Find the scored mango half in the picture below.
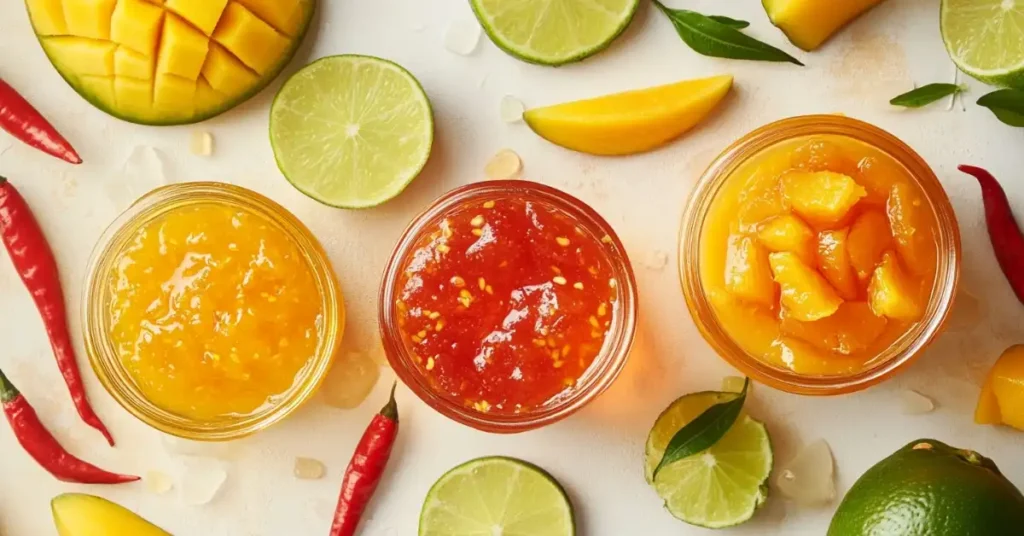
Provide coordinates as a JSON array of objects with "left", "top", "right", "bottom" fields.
[{"left": 25, "top": 0, "right": 315, "bottom": 125}]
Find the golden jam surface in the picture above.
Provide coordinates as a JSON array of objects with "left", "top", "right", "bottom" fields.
[
  {"left": 699, "top": 135, "right": 939, "bottom": 376},
  {"left": 107, "top": 203, "right": 323, "bottom": 420}
]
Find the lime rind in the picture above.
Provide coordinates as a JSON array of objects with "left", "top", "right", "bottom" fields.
[
  {"left": 269, "top": 55, "right": 434, "bottom": 209},
  {"left": 470, "top": 0, "right": 640, "bottom": 66},
  {"left": 419, "top": 456, "right": 576, "bottom": 536},
  {"left": 941, "top": 0, "right": 1024, "bottom": 87},
  {"left": 644, "top": 392, "right": 773, "bottom": 529}
]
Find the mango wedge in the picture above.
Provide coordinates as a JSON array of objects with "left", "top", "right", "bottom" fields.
[
  {"left": 53, "top": 494, "right": 171, "bottom": 536},
  {"left": 763, "top": 0, "right": 888, "bottom": 51},
  {"left": 976, "top": 345, "right": 1024, "bottom": 431},
  {"left": 524, "top": 75, "right": 733, "bottom": 156}
]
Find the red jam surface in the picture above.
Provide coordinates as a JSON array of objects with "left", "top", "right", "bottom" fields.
[{"left": 395, "top": 197, "right": 618, "bottom": 414}]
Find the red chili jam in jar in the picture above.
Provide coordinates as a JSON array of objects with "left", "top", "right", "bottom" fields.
[{"left": 380, "top": 181, "right": 637, "bottom": 432}]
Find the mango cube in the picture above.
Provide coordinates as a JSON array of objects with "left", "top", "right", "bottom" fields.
[
  {"left": 817, "top": 228, "right": 858, "bottom": 301},
  {"left": 725, "top": 234, "right": 776, "bottom": 307},
  {"left": 790, "top": 139, "right": 856, "bottom": 174},
  {"left": 237, "top": 0, "right": 304, "bottom": 36},
  {"left": 43, "top": 37, "right": 117, "bottom": 77},
  {"left": 867, "top": 251, "right": 922, "bottom": 320},
  {"left": 165, "top": 0, "right": 230, "bottom": 36},
  {"left": 781, "top": 301, "right": 886, "bottom": 355},
  {"left": 781, "top": 171, "right": 866, "bottom": 225},
  {"left": 114, "top": 77, "right": 154, "bottom": 119},
  {"left": 769, "top": 251, "right": 843, "bottom": 321},
  {"left": 757, "top": 214, "right": 816, "bottom": 264},
  {"left": 157, "top": 15, "right": 211, "bottom": 80},
  {"left": 847, "top": 210, "right": 892, "bottom": 280},
  {"left": 78, "top": 75, "right": 116, "bottom": 107},
  {"left": 767, "top": 337, "right": 869, "bottom": 376},
  {"left": 201, "top": 43, "right": 259, "bottom": 99},
  {"left": 855, "top": 156, "right": 900, "bottom": 207},
  {"left": 26, "top": 0, "right": 67, "bottom": 35},
  {"left": 154, "top": 74, "right": 196, "bottom": 118},
  {"left": 213, "top": 2, "right": 291, "bottom": 75},
  {"left": 114, "top": 47, "right": 155, "bottom": 80},
  {"left": 111, "top": 0, "right": 165, "bottom": 55},
  {"left": 63, "top": 0, "right": 118, "bottom": 40},
  {"left": 976, "top": 345, "right": 1024, "bottom": 431},
  {"left": 888, "top": 182, "right": 937, "bottom": 275}
]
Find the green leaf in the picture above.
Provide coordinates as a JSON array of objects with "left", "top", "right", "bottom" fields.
[
  {"left": 708, "top": 15, "right": 750, "bottom": 29},
  {"left": 978, "top": 89, "right": 1024, "bottom": 127},
  {"left": 890, "top": 83, "right": 964, "bottom": 108},
  {"left": 651, "top": 1, "right": 803, "bottom": 66},
  {"left": 653, "top": 378, "right": 750, "bottom": 479}
]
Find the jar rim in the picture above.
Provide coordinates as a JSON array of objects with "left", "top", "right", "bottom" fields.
[
  {"left": 82, "top": 182, "right": 343, "bottom": 441},
  {"left": 378, "top": 180, "right": 638, "bottom": 432},
  {"left": 679, "top": 115, "right": 961, "bottom": 395}
]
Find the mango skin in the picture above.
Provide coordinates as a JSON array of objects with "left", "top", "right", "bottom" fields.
[
  {"left": 763, "top": 0, "right": 888, "bottom": 51},
  {"left": 53, "top": 494, "right": 171, "bottom": 536}
]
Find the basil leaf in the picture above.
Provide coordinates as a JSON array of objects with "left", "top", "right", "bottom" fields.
[
  {"left": 890, "top": 83, "right": 963, "bottom": 108},
  {"left": 708, "top": 15, "right": 750, "bottom": 29},
  {"left": 653, "top": 378, "right": 750, "bottom": 479},
  {"left": 978, "top": 89, "right": 1024, "bottom": 127},
  {"left": 651, "top": 2, "right": 803, "bottom": 66}
]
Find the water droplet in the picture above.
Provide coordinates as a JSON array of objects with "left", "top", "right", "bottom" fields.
[
  {"left": 500, "top": 96, "right": 526, "bottom": 124},
  {"left": 294, "top": 457, "right": 326, "bottom": 480},
  {"left": 323, "top": 352, "right": 381, "bottom": 409},
  {"left": 899, "top": 389, "right": 935, "bottom": 415},
  {"left": 178, "top": 457, "right": 228, "bottom": 506},
  {"left": 190, "top": 131, "right": 214, "bottom": 156},
  {"left": 776, "top": 439, "right": 835, "bottom": 507},
  {"left": 444, "top": 20, "right": 481, "bottom": 56},
  {"left": 484, "top": 149, "right": 523, "bottom": 180},
  {"left": 144, "top": 470, "right": 174, "bottom": 495}
]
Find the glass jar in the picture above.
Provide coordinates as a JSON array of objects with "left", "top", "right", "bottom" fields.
[
  {"left": 379, "top": 180, "right": 638, "bottom": 433},
  {"left": 679, "top": 115, "right": 961, "bottom": 395},
  {"left": 83, "top": 182, "right": 344, "bottom": 440}
]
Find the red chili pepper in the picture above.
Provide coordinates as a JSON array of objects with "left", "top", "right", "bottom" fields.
[
  {"left": 330, "top": 385, "right": 399, "bottom": 536},
  {"left": 0, "top": 78, "right": 81, "bottom": 164},
  {"left": 0, "top": 367, "right": 137, "bottom": 484},
  {"left": 960, "top": 165, "right": 1024, "bottom": 305},
  {"left": 0, "top": 177, "right": 114, "bottom": 445}
]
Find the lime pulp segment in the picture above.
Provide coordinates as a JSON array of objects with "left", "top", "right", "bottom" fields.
[
  {"left": 941, "top": 0, "right": 1024, "bottom": 86},
  {"left": 270, "top": 55, "right": 434, "bottom": 208},
  {"left": 419, "top": 457, "right": 575, "bottom": 536},
  {"left": 471, "top": 0, "right": 640, "bottom": 66},
  {"left": 645, "top": 392, "right": 773, "bottom": 529}
]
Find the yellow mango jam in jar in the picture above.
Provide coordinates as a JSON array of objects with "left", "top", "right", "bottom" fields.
[
  {"left": 85, "top": 183, "right": 342, "bottom": 439},
  {"left": 681, "top": 116, "right": 960, "bottom": 395}
]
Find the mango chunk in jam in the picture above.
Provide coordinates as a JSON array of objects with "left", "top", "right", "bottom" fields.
[
  {"left": 700, "top": 136, "right": 939, "bottom": 376},
  {"left": 107, "top": 204, "right": 324, "bottom": 420}
]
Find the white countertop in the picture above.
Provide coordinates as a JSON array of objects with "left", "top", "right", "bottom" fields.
[{"left": 1, "top": 0, "right": 1023, "bottom": 534}]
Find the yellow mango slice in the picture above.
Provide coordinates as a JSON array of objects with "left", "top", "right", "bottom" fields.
[
  {"left": 725, "top": 234, "right": 776, "bottom": 307},
  {"left": 157, "top": 15, "right": 211, "bottom": 80},
  {"left": 213, "top": 2, "right": 291, "bottom": 75},
  {"left": 975, "top": 345, "right": 1024, "bottom": 431},
  {"left": 43, "top": 37, "right": 117, "bottom": 77},
  {"left": 237, "top": 0, "right": 305, "bottom": 36},
  {"left": 201, "top": 43, "right": 259, "bottom": 98},
  {"left": 888, "top": 181, "right": 937, "bottom": 276},
  {"left": 523, "top": 75, "right": 734, "bottom": 156},
  {"left": 763, "top": 0, "right": 887, "bottom": 51},
  {"left": 165, "top": 0, "right": 230, "bottom": 36},
  {"left": 25, "top": 0, "right": 68, "bottom": 35},
  {"left": 111, "top": 0, "right": 165, "bottom": 55},
  {"left": 757, "top": 213, "right": 816, "bottom": 264},
  {"left": 867, "top": 251, "right": 922, "bottom": 321},
  {"left": 53, "top": 493, "right": 171, "bottom": 536},
  {"left": 817, "top": 228, "right": 858, "bottom": 301},
  {"left": 154, "top": 74, "right": 196, "bottom": 118},
  {"left": 780, "top": 302, "right": 886, "bottom": 356},
  {"left": 769, "top": 251, "right": 843, "bottom": 322},
  {"left": 63, "top": 0, "right": 119, "bottom": 40},
  {"left": 114, "top": 47, "right": 155, "bottom": 80},
  {"left": 781, "top": 171, "right": 866, "bottom": 225},
  {"left": 847, "top": 210, "right": 892, "bottom": 280}
]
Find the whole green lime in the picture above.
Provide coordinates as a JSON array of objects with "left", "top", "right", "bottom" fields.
[{"left": 829, "top": 439, "right": 1024, "bottom": 536}]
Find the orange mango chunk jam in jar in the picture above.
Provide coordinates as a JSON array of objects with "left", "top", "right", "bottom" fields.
[
  {"left": 690, "top": 117, "right": 960, "bottom": 388},
  {"left": 381, "top": 181, "right": 637, "bottom": 432}
]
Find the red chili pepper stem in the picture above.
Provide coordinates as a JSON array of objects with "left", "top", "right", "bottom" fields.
[
  {"left": 380, "top": 383, "right": 398, "bottom": 422},
  {"left": 0, "top": 367, "right": 138, "bottom": 485},
  {"left": 959, "top": 165, "right": 1024, "bottom": 305}
]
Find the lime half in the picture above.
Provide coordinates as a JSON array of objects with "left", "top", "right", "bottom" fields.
[
  {"left": 644, "top": 392, "right": 772, "bottom": 529},
  {"left": 270, "top": 55, "right": 434, "bottom": 208},
  {"left": 941, "top": 0, "right": 1024, "bottom": 87},
  {"left": 470, "top": 0, "right": 639, "bottom": 66},
  {"left": 419, "top": 457, "right": 575, "bottom": 536}
]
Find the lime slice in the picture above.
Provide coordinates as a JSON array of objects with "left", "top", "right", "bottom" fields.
[
  {"left": 470, "top": 0, "right": 639, "bottom": 66},
  {"left": 644, "top": 392, "right": 772, "bottom": 529},
  {"left": 419, "top": 457, "right": 575, "bottom": 536},
  {"left": 941, "top": 0, "right": 1024, "bottom": 87},
  {"left": 269, "top": 55, "right": 434, "bottom": 209}
]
